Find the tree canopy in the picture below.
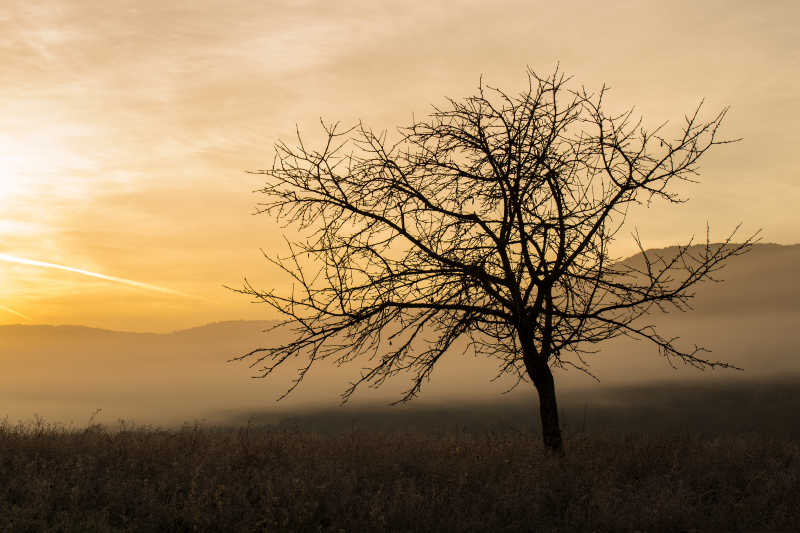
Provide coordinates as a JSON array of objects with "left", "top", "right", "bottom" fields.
[{"left": 234, "top": 68, "right": 755, "bottom": 451}]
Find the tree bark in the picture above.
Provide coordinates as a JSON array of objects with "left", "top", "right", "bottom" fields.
[{"left": 525, "top": 357, "right": 564, "bottom": 453}]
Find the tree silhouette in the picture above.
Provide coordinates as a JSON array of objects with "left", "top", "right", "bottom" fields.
[{"left": 234, "top": 68, "right": 755, "bottom": 452}]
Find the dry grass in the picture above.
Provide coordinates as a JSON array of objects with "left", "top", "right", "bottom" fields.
[{"left": 0, "top": 416, "right": 798, "bottom": 532}]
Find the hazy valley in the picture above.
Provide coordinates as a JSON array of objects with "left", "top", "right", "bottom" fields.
[{"left": 1, "top": 243, "right": 798, "bottom": 430}]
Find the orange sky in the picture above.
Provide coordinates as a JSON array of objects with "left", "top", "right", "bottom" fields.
[{"left": 1, "top": 0, "right": 798, "bottom": 332}]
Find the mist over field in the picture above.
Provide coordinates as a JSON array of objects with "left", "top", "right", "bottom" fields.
[{"left": 2, "top": 243, "right": 798, "bottom": 430}]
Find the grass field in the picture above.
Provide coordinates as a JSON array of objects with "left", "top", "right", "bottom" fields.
[{"left": 1, "top": 409, "right": 798, "bottom": 532}]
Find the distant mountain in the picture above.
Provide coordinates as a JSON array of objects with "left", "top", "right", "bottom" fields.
[
  {"left": 619, "top": 242, "right": 800, "bottom": 315},
  {"left": 1, "top": 243, "right": 798, "bottom": 427}
]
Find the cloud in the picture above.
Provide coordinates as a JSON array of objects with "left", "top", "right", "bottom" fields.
[
  {"left": 0, "top": 253, "right": 199, "bottom": 299},
  {"left": 0, "top": 304, "right": 31, "bottom": 321}
]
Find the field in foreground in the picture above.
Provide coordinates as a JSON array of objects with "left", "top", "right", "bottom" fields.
[{"left": 1, "top": 419, "right": 798, "bottom": 533}]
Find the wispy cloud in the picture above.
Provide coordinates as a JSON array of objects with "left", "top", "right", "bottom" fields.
[
  {"left": 0, "top": 253, "right": 199, "bottom": 299},
  {"left": 0, "top": 304, "right": 31, "bottom": 321}
]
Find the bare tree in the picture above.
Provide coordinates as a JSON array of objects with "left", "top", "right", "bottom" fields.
[{"left": 233, "top": 68, "right": 756, "bottom": 452}]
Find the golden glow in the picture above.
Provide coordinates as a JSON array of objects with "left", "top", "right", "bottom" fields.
[
  {"left": 0, "top": 253, "right": 197, "bottom": 299},
  {"left": 0, "top": 0, "right": 794, "bottom": 332}
]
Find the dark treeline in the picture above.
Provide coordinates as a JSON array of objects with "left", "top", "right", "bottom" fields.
[{"left": 231, "top": 376, "right": 800, "bottom": 438}]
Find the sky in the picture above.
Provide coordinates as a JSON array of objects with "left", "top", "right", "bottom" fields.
[{"left": 1, "top": 0, "right": 798, "bottom": 332}]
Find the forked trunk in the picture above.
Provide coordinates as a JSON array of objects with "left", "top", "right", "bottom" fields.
[{"left": 525, "top": 357, "right": 564, "bottom": 453}]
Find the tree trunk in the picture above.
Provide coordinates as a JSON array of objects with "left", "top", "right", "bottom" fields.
[{"left": 526, "top": 358, "right": 564, "bottom": 453}]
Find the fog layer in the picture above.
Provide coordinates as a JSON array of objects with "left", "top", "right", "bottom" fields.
[{"left": 1, "top": 243, "right": 797, "bottom": 426}]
